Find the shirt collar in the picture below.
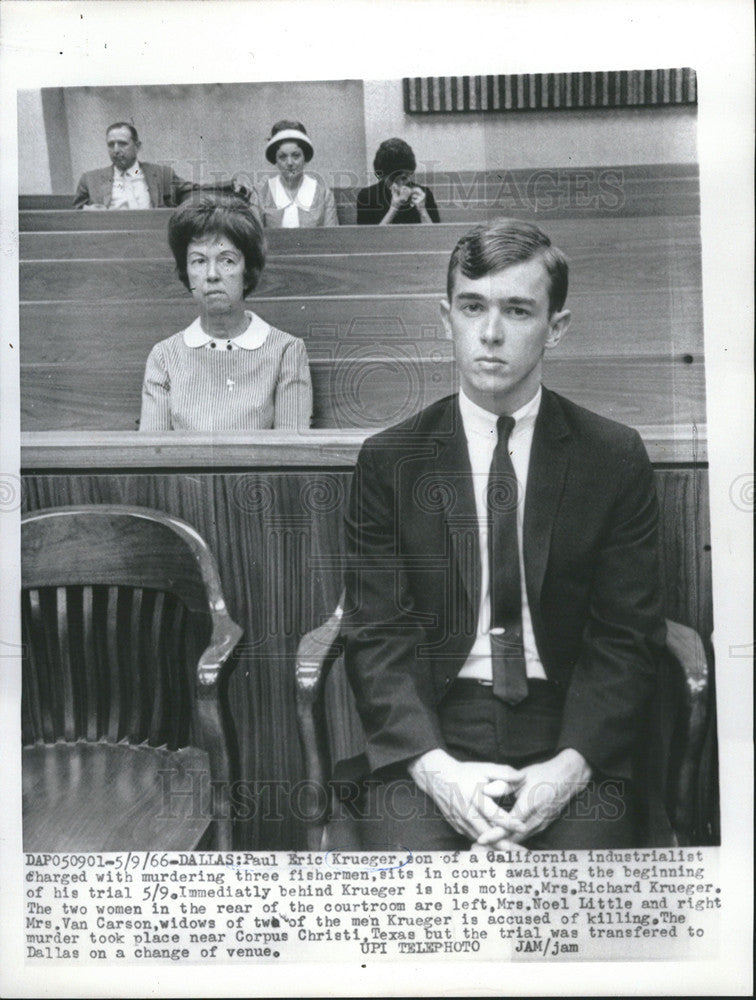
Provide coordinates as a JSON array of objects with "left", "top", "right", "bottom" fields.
[
  {"left": 182, "top": 311, "right": 271, "bottom": 350},
  {"left": 114, "top": 159, "right": 143, "bottom": 179},
  {"left": 458, "top": 384, "right": 542, "bottom": 440}
]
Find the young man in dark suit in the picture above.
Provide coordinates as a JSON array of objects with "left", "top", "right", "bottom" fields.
[
  {"left": 73, "top": 122, "right": 195, "bottom": 210},
  {"left": 342, "top": 219, "right": 666, "bottom": 850}
]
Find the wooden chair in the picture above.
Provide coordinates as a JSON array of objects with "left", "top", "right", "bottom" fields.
[
  {"left": 22, "top": 505, "right": 243, "bottom": 852},
  {"left": 295, "top": 595, "right": 711, "bottom": 850}
]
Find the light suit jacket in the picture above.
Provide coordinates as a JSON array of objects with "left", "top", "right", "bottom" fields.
[{"left": 73, "top": 162, "right": 194, "bottom": 209}]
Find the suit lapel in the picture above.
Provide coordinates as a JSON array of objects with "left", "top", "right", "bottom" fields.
[
  {"left": 430, "top": 397, "right": 480, "bottom": 611},
  {"left": 524, "top": 388, "right": 572, "bottom": 607},
  {"left": 142, "top": 163, "right": 160, "bottom": 208},
  {"left": 99, "top": 167, "right": 113, "bottom": 208}
]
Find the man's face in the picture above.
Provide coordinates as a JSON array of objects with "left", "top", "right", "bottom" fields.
[
  {"left": 106, "top": 126, "right": 140, "bottom": 171},
  {"left": 441, "top": 257, "right": 570, "bottom": 414}
]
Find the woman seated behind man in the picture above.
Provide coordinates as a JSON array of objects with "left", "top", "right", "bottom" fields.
[
  {"left": 140, "top": 195, "right": 313, "bottom": 430},
  {"left": 252, "top": 120, "right": 338, "bottom": 228},
  {"left": 357, "top": 138, "right": 440, "bottom": 225}
]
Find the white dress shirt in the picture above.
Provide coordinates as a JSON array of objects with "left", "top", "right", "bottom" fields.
[
  {"left": 110, "top": 160, "right": 151, "bottom": 209},
  {"left": 457, "top": 384, "right": 547, "bottom": 682}
]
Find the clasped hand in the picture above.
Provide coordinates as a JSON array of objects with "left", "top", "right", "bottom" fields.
[
  {"left": 409, "top": 747, "right": 591, "bottom": 848},
  {"left": 390, "top": 181, "right": 425, "bottom": 210}
]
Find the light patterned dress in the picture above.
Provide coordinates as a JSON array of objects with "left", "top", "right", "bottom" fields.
[{"left": 139, "top": 312, "right": 313, "bottom": 430}]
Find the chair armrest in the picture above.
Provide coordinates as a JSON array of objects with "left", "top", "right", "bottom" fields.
[
  {"left": 295, "top": 597, "right": 345, "bottom": 846},
  {"left": 296, "top": 603, "right": 345, "bottom": 706},
  {"left": 664, "top": 619, "right": 710, "bottom": 841},
  {"left": 197, "top": 618, "right": 244, "bottom": 687},
  {"left": 665, "top": 618, "right": 708, "bottom": 692},
  {"left": 194, "top": 614, "right": 244, "bottom": 851}
]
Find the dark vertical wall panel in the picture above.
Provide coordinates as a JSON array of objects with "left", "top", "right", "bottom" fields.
[{"left": 404, "top": 69, "right": 697, "bottom": 113}]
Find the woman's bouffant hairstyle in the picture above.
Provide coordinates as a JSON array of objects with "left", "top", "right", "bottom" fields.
[
  {"left": 168, "top": 195, "right": 266, "bottom": 297},
  {"left": 373, "top": 138, "right": 417, "bottom": 180},
  {"left": 447, "top": 219, "right": 569, "bottom": 315}
]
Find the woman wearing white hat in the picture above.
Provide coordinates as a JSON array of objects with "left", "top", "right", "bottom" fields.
[{"left": 253, "top": 120, "right": 338, "bottom": 228}]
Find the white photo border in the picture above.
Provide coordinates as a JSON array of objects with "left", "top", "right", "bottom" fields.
[{"left": 1, "top": 1, "right": 752, "bottom": 996}]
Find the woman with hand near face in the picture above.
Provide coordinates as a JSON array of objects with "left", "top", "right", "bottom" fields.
[
  {"left": 139, "top": 195, "right": 312, "bottom": 430},
  {"left": 357, "top": 138, "right": 441, "bottom": 226},
  {"left": 252, "top": 120, "right": 338, "bottom": 228}
]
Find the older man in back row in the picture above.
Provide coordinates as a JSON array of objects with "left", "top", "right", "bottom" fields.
[
  {"left": 342, "top": 218, "right": 667, "bottom": 851},
  {"left": 73, "top": 122, "right": 196, "bottom": 210}
]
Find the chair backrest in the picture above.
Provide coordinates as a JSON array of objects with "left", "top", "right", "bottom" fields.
[{"left": 22, "top": 505, "right": 242, "bottom": 754}]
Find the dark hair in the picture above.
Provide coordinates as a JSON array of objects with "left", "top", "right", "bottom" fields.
[
  {"left": 106, "top": 121, "right": 139, "bottom": 142},
  {"left": 168, "top": 195, "right": 266, "bottom": 296},
  {"left": 446, "top": 219, "right": 569, "bottom": 315},
  {"left": 373, "top": 138, "right": 416, "bottom": 181},
  {"left": 266, "top": 119, "right": 313, "bottom": 163}
]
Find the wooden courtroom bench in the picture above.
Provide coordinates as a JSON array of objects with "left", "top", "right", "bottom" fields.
[
  {"left": 20, "top": 354, "right": 704, "bottom": 434},
  {"left": 21, "top": 220, "right": 487, "bottom": 259},
  {"left": 19, "top": 215, "right": 702, "bottom": 301},
  {"left": 19, "top": 162, "right": 700, "bottom": 226},
  {"left": 19, "top": 211, "right": 704, "bottom": 433},
  {"left": 20, "top": 430, "right": 716, "bottom": 849}
]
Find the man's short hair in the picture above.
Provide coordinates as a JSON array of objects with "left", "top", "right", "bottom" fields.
[
  {"left": 106, "top": 122, "right": 139, "bottom": 142},
  {"left": 447, "top": 219, "right": 569, "bottom": 315},
  {"left": 373, "top": 138, "right": 417, "bottom": 180},
  {"left": 168, "top": 195, "right": 266, "bottom": 296}
]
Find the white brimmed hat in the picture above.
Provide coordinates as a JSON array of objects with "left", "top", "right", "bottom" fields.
[{"left": 265, "top": 127, "right": 314, "bottom": 163}]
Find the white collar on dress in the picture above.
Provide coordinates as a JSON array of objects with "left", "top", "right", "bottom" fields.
[
  {"left": 182, "top": 311, "right": 271, "bottom": 351},
  {"left": 268, "top": 173, "right": 317, "bottom": 211}
]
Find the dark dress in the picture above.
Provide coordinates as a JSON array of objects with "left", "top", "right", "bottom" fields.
[{"left": 356, "top": 180, "right": 441, "bottom": 225}]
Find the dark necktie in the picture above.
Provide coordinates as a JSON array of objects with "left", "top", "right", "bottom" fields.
[{"left": 488, "top": 414, "right": 528, "bottom": 704}]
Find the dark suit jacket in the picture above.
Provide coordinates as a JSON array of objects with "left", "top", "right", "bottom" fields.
[
  {"left": 342, "top": 388, "right": 666, "bottom": 782},
  {"left": 73, "top": 162, "right": 195, "bottom": 209}
]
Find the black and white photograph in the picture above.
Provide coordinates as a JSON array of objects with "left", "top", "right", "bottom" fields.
[{"left": 1, "top": 1, "right": 752, "bottom": 996}]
